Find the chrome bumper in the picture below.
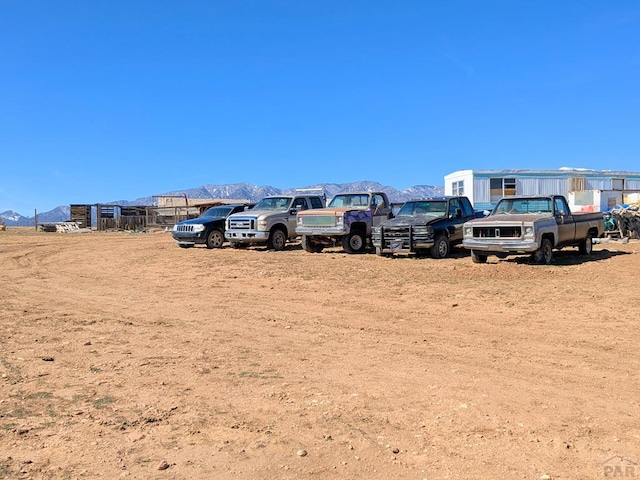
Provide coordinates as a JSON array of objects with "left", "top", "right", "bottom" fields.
[
  {"left": 462, "top": 239, "right": 539, "bottom": 253},
  {"left": 225, "top": 230, "right": 270, "bottom": 242},
  {"left": 295, "top": 227, "right": 347, "bottom": 236}
]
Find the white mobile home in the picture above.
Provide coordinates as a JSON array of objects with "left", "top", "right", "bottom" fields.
[{"left": 444, "top": 168, "right": 640, "bottom": 213}]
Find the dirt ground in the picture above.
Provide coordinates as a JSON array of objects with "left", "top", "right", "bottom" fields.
[{"left": 1, "top": 227, "right": 639, "bottom": 480}]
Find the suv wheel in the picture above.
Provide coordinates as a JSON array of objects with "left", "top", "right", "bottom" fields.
[{"left": 206, "top": 229, "right": 224, "bottom": 249}]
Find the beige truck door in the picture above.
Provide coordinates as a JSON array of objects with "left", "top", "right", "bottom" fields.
[
  {"left": 554, "top": 196, "right": 576, "bottom": 246},
  {"left": 289, "top": 197, "right": 309, "bottom": 236}
]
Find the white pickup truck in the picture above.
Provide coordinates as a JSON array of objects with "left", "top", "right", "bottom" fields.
[
  {"left": 462, "top": 195, "right": 604, "bottom": 264},
  {"left": 225, "top": 191, "right": 326, "bottom": 251}
]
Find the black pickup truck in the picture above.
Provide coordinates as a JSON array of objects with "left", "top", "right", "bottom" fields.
[{"left": 371, "top": 196, "right": 482, "bottom": 258}]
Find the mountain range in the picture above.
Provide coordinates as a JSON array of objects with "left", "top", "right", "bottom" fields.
[
  {"left": 0, "top": 181, "right": 444, "bottom": 226},
  {"left": 0, "top": 206, "right": 73, "bottom": 227}
]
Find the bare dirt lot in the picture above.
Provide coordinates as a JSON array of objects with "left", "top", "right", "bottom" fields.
[{"left": 1, "top": 228, "right": 639, "bottom": 479}]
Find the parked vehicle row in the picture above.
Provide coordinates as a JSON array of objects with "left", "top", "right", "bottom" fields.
[{"left": 172, "top": 193, "right": 605, "bottom": 264}]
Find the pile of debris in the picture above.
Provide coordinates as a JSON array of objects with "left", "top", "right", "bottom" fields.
[
  {"left": 38, "top": 222, "right": 91, "bottom": 233},
  {"left": 607, "top": 204, "right": 640, "bottom": 239}
]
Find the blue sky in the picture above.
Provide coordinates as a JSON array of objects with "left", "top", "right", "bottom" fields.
[{"left": 1, "top": 1, "right": 639, "bottom": 214}]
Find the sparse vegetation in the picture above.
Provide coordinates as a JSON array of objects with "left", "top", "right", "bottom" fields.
[{"left": 93, "top": 396, "right": 116, "bottom": 409}]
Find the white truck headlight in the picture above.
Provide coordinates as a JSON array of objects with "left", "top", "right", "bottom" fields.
[
  {"left": 192, "top": 224, "right": 205, "bottom": 233},
  {"left": 464, "top": 227, "right": 472, "bottom": 236},
  {"left": 258, "top": 220, "right": 268, "bottom": 228}
]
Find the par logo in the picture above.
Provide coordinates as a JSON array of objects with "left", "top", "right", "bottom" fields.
[{"left": 602, "top": 455, "right": 637, "bottom": 478}]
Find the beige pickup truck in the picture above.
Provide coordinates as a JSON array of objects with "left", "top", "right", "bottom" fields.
[
  {"left": 462, "top": 195, "right": 604, "bottom": 264},
  {"left": 296, "top": 191, "right": 393, "bottom": 254}
]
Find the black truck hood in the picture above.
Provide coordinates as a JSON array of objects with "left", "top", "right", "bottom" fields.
[
  {"left": 177, "top": 216, "right": 226, "bottom": 226},
  {"left": 381, "top": 215, "right": 441, "bottom": 228}
]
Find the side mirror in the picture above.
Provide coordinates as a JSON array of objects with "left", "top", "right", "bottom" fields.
[
  {"left": 290, "top": 208, "right": 298, "bottom": 215},
  {"left": 455, "top": 208, "right": 462, "bottom": 218}
]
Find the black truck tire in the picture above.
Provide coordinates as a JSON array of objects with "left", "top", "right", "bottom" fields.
[
  {"left": 430, "top": 234, "right": 449, "bottom": 259},
  {"left": 375, "top": 246, "right": 392, "bottom": 257}
]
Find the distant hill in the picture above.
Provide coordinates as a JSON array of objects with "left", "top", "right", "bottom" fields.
[
  {"left": 1, "top": 206, "right": 72, "bottom": 227},
  {"left": 0, "top": 211, "right": 30, "bottom": 226},
  {"left": 4, "top": 181, "right": 444, "bottom": 226}
]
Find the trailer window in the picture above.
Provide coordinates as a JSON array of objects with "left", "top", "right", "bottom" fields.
[{"left": 490, "top": 178, "right": 517, "bottom": 202}]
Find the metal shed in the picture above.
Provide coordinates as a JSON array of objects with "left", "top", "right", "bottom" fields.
[{"left": 444, "top": 168, "right": 640, "bottom": 212}]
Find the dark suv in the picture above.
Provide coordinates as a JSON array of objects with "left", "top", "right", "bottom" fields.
[{"left": 172, "top": 204, "right": 250, "bottom": 248}]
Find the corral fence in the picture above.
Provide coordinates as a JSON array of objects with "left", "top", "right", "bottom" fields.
[
  {"left": 69, "top": 204, "right": 202, "bottom": 231},
  {"left": 68, "top": 197, "right": 250, "bottom": 232}
]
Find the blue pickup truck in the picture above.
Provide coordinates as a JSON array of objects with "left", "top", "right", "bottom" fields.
[{"left": 371, "top": 196, "right": 482, "bottom": 258}]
